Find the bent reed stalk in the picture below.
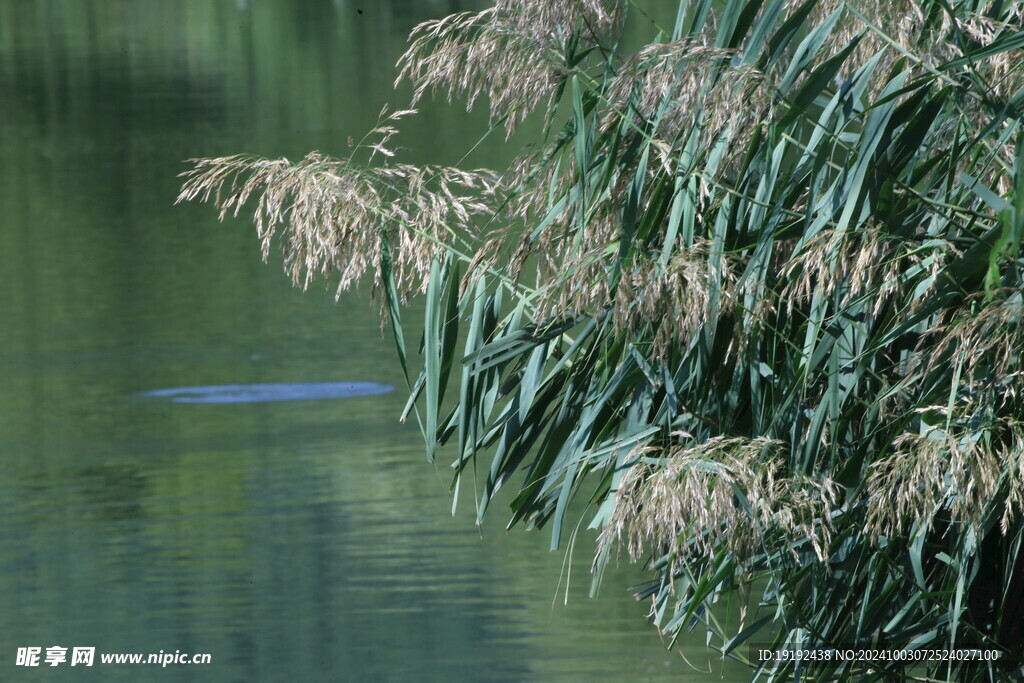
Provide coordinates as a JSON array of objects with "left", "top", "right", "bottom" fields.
[{"left": 180, "top": 1, "right": 1024, "bottom": 680}]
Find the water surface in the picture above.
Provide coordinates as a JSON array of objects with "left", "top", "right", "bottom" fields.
[{"left": 0, "top": 2, "right": 748, "bottom": 681}]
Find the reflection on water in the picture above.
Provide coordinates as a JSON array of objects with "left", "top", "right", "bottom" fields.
[
  {"left": 0, "top": 1, "right": 747, "bottom": 681},
  {"left": 140, "top": 382, "right": 394, "bottom": 403}
]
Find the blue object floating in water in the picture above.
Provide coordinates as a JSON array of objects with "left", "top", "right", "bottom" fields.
[{"left": 140, "top": 382, "right": 394, "bottom": 404}]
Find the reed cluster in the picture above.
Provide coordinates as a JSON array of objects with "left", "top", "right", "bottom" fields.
[{"left": 181, "top": 1, "right": 1024, "bottom": 679}]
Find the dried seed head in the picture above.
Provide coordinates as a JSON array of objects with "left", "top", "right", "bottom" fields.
[
  {"left": 177, "top": 149, "right": 500, "bottom": 308},
  {"left": 603, "top": 40, "right": 768, "bottom": 174},
  {"left": 867, "top": 421, "right": 1024, "bottom": 541},
  {"left": 923, "top": 295, "right": 1024, "bottom": 396},
  {"left": 597, "top": 437, "right": 838, "bottom": 574},
  {"left": 778, "top": 225, "right": 905, "bottom": 318},
  {"left": 397, "top": 1, "right": 625, "bottom": 136}
]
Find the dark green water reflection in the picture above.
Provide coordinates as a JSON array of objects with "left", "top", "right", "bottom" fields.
[{"left": 0, "top": 2, "right": 747, "bottom": 681}]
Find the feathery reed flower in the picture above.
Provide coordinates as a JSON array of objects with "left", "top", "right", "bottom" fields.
[
  {"left": 598, "top": 437, "right": 838, "bottom": 570},
  {"left": 867, "top": 422, "right": 1024, "bottom": 540},
  {"left": 177, "top": 136, "right": 499, "bottom": 303},
  {"left": 397, "top": 0, "right": 625, "bottom": 136}
]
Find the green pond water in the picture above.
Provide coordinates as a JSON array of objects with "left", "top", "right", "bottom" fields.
[{"left": 0, "top": 2, "right": 749, "bottom": 681}]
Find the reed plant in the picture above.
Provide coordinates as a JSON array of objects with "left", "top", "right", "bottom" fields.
[{"left": 179, "top": 1, "right": 1024, "bottom": 679}]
